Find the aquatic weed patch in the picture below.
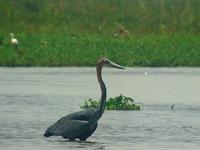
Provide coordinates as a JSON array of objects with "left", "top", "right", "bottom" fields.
[{"left": 80, "top": 95, "right": 142, "bottom": 110}]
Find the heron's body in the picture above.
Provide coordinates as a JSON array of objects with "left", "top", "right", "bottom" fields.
[
  {"left": 44, "top": 108, "right": 99, "bottom": 140},
  {"left": 44, "top": 58, "right": 124, "bottom": 141},
  {"left": 11, "top": 38, "right": 18, "bottom": 45}
]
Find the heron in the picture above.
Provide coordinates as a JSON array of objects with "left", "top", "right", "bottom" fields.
[
  {"left": 9, "top": 33, "right": 21, "bottom": 54},
  {"left": 44, "top": 58, "right": 124, "bottom": 141}
]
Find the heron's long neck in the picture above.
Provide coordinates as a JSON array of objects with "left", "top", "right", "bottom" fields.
[{"left": 97, "top": 64, "right": 107, "bottom": 117}]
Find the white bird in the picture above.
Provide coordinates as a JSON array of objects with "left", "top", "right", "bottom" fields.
[
  {"left": 10, "top": 33, "right": 21, "bottom": 54},
  {"left": 10, "top": 33, "right": 18, "bottom": 45}
]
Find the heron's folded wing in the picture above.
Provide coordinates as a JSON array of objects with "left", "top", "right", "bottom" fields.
[{"left": 48, "top": 119, "right": 90, "bottom": 137}]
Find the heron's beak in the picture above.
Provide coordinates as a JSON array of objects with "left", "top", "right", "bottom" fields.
[{"left": 108, "top": 61, "right": 125, "bottom": 69}]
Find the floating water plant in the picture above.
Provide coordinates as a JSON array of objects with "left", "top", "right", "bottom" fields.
[{"left": 80, "top": 95, "right": 142, "bottom": 110}]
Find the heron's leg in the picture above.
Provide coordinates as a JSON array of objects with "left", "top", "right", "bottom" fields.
[
  {"left": 63, "top": 136, "right": 75, "bottom": 141},
  {"left": 79, "top": 138, "right": 87, "bottom": 141},
  {"left": 69, "top": 138, "right": 75, "bottom": 141}
]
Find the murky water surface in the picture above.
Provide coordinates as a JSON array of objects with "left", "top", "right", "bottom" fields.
[{"left": 0, "top": 67, "right": 200, "bottom": 150}]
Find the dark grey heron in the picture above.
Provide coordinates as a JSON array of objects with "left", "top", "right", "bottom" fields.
[{"left": 44, "top": 58, "right": 124, "bottom": 141}]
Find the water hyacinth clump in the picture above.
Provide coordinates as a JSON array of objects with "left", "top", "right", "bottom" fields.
[
  {"left": 80, "top": 95, "right": 142, "bottom": 110},
  {"left": 80, "top": 99, "right": 100, "bottom": 109}
]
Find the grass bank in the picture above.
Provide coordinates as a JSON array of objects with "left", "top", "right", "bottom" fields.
[{"left": 0, "top": 33, "right": 200, "bottom": 67}]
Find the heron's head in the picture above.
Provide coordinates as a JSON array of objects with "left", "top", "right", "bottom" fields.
[
  {"left": 98, "top": 58, "right": 125, "bottom": 69},
  {"left": 9, "top": 33, "right": 14, "bottom": 38}
]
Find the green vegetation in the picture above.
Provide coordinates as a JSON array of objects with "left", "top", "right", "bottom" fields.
[
  {"left": 80, "top": 95, "right": 142, "bottom": 110},
  {"left": 0, "top": 0, "right": 199, "bottom": 67},
  {"left": 0, "top": 0, "right": 199, "bottom": 34},
  {"left": 0, "top": 33, "right": 200, "bottom": 67}
]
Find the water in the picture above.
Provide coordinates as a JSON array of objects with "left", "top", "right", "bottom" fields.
[{"left": 0, "top": 67, "right": 200, "bottom": 150}]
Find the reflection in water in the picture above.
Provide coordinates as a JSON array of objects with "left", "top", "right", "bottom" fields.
[{"left": 0, "top": 67, "right": 200, "bottom": 150}]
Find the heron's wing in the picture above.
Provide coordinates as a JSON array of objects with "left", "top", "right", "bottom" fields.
[
  {"left": 57, "top": 108, "right": 96, "bottom": 122},
  {"left": 45, "top": 119, "right": 90, "bottom": 138},
  {"left": 44, "top": 108, "right": 98, "bottom": 138}
]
